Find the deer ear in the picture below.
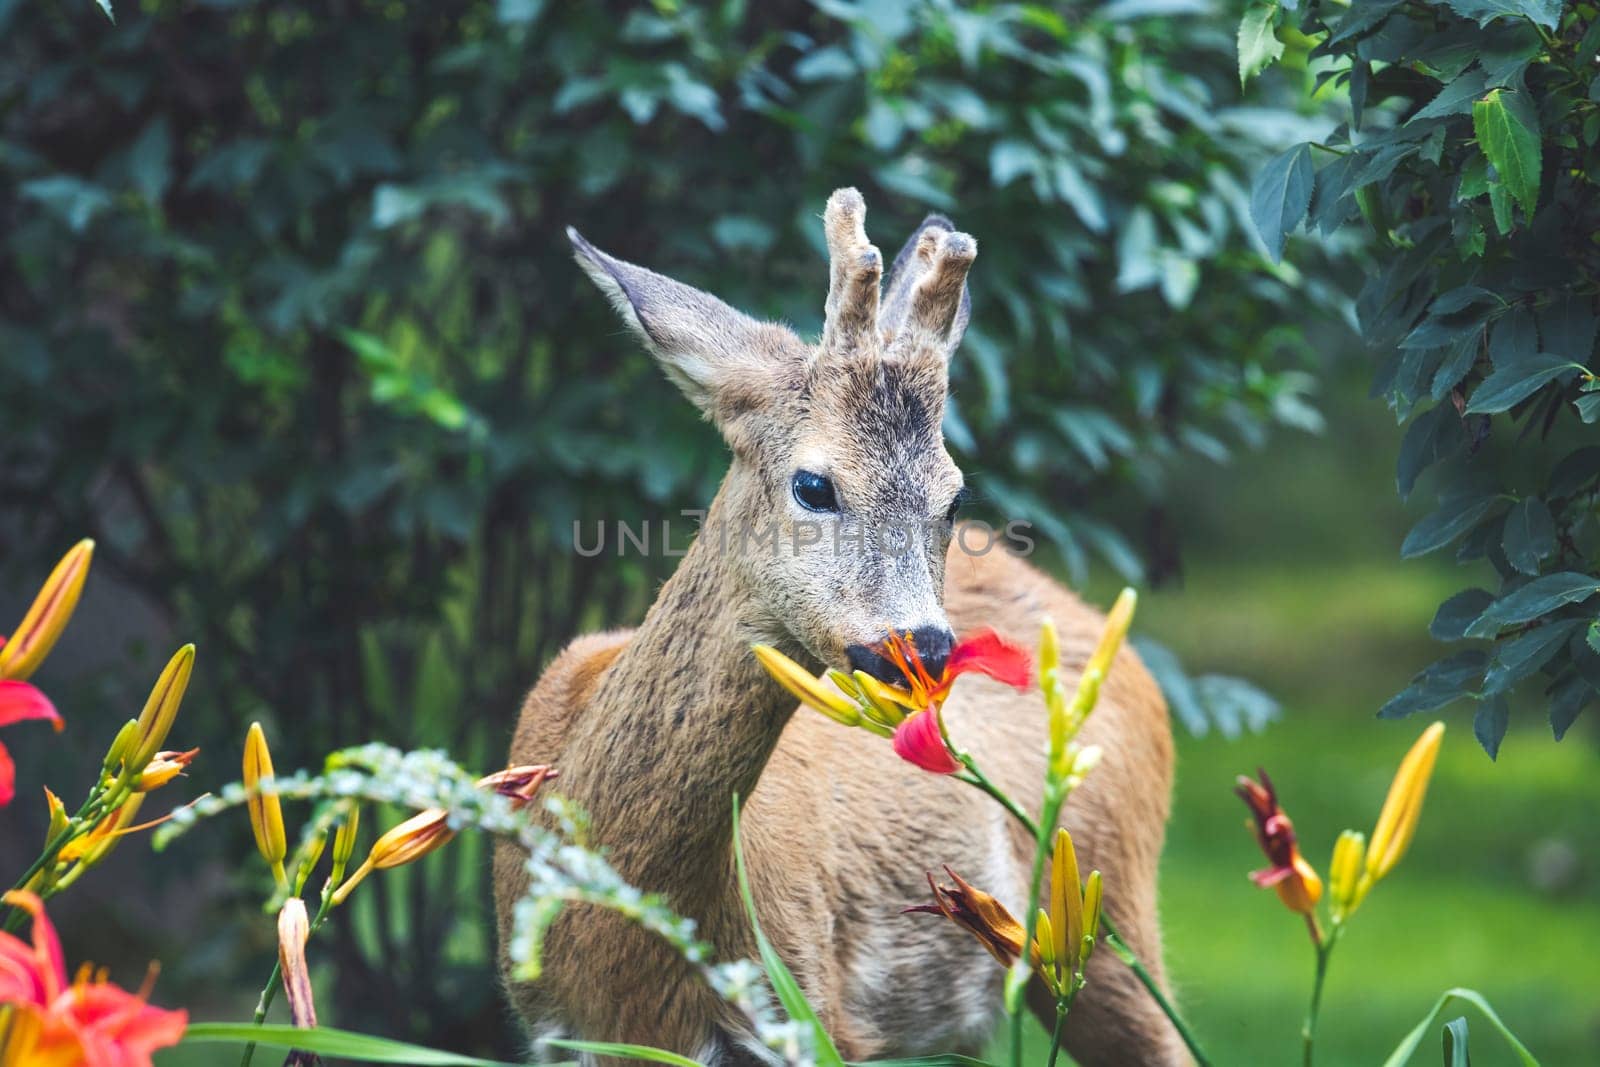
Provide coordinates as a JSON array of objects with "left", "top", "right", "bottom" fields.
[
  {"left": 568, "top": 227, "right": 782, "bottom": 419},
  {"left": 880, "top": 214, "right": 973, "bottom": 355}
]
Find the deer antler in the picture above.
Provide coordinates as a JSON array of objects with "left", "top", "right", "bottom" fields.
[
  {"left": 821, "top": 187, "right": 883, "bottom": 357},
  {"left": 883, "top": 221, "right": 975, "bottom": 359}
]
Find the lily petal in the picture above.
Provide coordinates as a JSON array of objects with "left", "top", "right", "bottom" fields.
[
  {"left": 942, "top": 629, "right": 1032, "bottom": 691},
  {"left": 891, "top": 709, "right": 961, "bottom": 774}
]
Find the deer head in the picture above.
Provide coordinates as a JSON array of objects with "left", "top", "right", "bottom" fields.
[{"left": 569, "top": 188, "right": 975, "bottom": 683}]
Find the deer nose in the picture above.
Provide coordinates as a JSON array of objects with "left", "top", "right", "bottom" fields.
[{"left": 845, "top": 626, "right": 954, "bottom": 686}]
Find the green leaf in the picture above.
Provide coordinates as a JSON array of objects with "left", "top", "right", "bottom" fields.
[
  {"left": 1238, "top": 1, "right": 1284, "bottom": 87},
  {"left": 1474, "top": 696, "right": 1510, "bottom": 759},
  {"left": 1380, "top": 987, "right": 1538, "bottom": 1066},
  {"left": 1413, "top": 69, "right": 1488, "bottom": 121},
  {"left": 1401, "top": 493, "right": 1502, "bottom": 558},
  {"left": 1464, "top": 352, "right": 1582, "bottom": 414},
  {"left": 1549, "top": 671, "right": 1593, "bottom": 740},
  {"left": 732, "top": 796, "right": 846, "bottom": 1067},
  {"left": 178, "top": 1023, "right": 536, "bottom": 1066},
  {"left": 1379, "top": 651, "right": 1486, "bottom": 718},
  {"left": 1431, "top": 589, "right": 1495, "bottom": 641},
  {"left": 1501, "top": 496, "right": 1556, "bottom": 575},
  {"left": 1482, "top": 619, "right": 1582, "bottom": 694},
  {"left": 1468, "top": 572, "right": 1600, "bottom": 635},
  {"left": 1250, "top": 143, "right": 1315, "bottom": 262},
  {"left": 1472, "top": 89, "right": 1542, "bottom": 217},
  {"left": 544, "top": 1040, "right": 702, "bottom": 1066},
  {"left": 1397, "top": 404, "right": 1464, "bottom": 498},
  {"left": 1445, "top": 0, "right": 1561, "bottom": 30},
  {"left": 1442, "top": 1016, "right": 1470, "bottom": 1067}
]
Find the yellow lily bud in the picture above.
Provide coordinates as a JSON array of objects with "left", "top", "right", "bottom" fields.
[
  {"left": 134, "top": 748, "right": 198, "bottom": 793},
  {"left": 1327, "top": 829, "right": 1365, "bottom": 919},
  {"left": 1051, "top": 827, "right": 1083, "bottom": 974},
  {"left": 1081, "top": 870, "right": 1103, "bottom": 965},
  {"left": 243, "top": 721, "right": 288, "bottom": 886},
  {"left": 131, "top": 645, "right": 196, "bottom": 768},
  {"left": 851, "top": 670, "right": 914, "bottom": 722},
  {"left": 1087, "top": 588, "right": 1137, "bottom": 682},
  {"left": 1040, "top": 618, "right": 1068, "bottom": 763},
  {"left": 294, "top": 828, "right": 328, "bottom": 894},
  {"left": 100, "top": 719, "right": 140, "bottom": 776},
  {"left": 1056, "top": 590, "right": 1137, "bottom": 758},
  {"left": 0, "top": 539, "right": 93, "bottom": 681},
  {"left": 752, "top": 644, "right": 861, "bottom": 728},
  {"left": 331, "top": 808, "right": 456, "bottom": 906},
  {"left": 43, "top": 787, "right": 69, "bottom": 848},
  {"left": 1365, "top": 722, "right": 1445, "bottom": 883},
  {"left": 331, "top": 805, "right": 361, "bottom": 883}
]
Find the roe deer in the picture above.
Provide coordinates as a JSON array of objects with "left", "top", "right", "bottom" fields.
[{"left": 493, "top": 189, "right": 1183, "bottom": 1066}]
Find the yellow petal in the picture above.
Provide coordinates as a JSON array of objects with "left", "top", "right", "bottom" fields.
[
  {"left": 752, "top": 645, "right": 861, "bottom": 727},
  {"left": 1365, "top": 722, "right": 1445, "bottom": 881},
  {"left": 1052, "top": 827, "right": 1082, "bottom": 972},
  {"left": 0, "top": 539, "right": 93, "bottom": 681}
]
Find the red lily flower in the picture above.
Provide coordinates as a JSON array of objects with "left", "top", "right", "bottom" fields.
[
  {"left": 0, "top": 890, "right": 187, "bottom": 1067},
  {"left": 1235, "top": 769, "right": 1323, "bottom": 914},
  {"left": 879, "top": 628, "right": 1031, "bottom": 775},
  {"left": 0, "top": 674, "right": 63, "bottom": 807}
]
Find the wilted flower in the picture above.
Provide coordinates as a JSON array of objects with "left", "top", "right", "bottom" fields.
[
  {"left": 331, "top": 765, "right": 556, "bottom": 906},
  {"left": 0, "top": 890, "right": 187, "bottom": 1066},
  {"left": 908, "top": 828, "right": 1103, "bottom": 998},
  {"left": 243, "top": 722, "right": 288, "bottom": 886},
  {"left": 276, "top": 897, "right": 320, "bottom": 1067},
  {"left": 1236, "top": 769, "right": 1323, "bottom": 915},
  {"left": 133, "top": 749, "right": 199, "bottom": 793}
]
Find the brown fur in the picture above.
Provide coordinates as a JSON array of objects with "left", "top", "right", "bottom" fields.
[{"left": 494, "top": 191, "right": 1185, "bottom": 1065}]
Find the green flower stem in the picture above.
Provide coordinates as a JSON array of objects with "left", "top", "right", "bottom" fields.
[
  {"left": 957, "top": 757, "right": 1214, "bottom": 1067},
  {"left": 1302, "top": 922, "right": 1343, "bottom": 1067},
  {"left": 242, "top": 881, "right": 339, "bottom": 1067},
  {"left": 1046, "top": 1002, "right": 1068, "bottom": 1067},
  {"left": 1009, "top": 779, "right": 1065, "bottom": 1067},
  {"left": 3, "top": 785, "right": 120, "bottom": 932}
]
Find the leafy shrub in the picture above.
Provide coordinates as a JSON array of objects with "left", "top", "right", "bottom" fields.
[
  {"left": 1244, "top": 0, "right": 1600, "bottom": 756},
  {"left": 1, "top": 0, "right": 1336, "bottom": 1050}
]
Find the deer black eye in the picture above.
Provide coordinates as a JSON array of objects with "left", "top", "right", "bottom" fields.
[
  {"left": 792, "top": 470, "right": 839, "bottom": 513},
  {"left": 945, "top": 486, "right": 971, "bottom": 525}
]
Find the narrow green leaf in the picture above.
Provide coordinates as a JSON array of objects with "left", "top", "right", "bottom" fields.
[
  {"left": 179, "top": 1023, "right": 536, "bottom": 1066},
  {"left": 1442, "top": 1016, "right": 1470, "bottom": 1067},
  {"left": 732, "top": 796, "right": 846, "bottom": 1067},
  {"left": 1475, "top": 696, "right": 1510, "bottom": 759},
  {"left": 1237, "top": 1, "right": 1284, "bottom": 87},
  {"left": 1413, "top": 70, "right": 1488, "bottom": 121},
  {"left": 1379, "top": 651, "right": 1486, "bottom": 719},
  {"left": 1445, "top": 0, "right": 1561, "bottom": 30},
  {"left": 1482, "top": 620, "right": 1582, "bottom": 694},
  {"left": 1250, "top": 143, "right": 1315, "bottom": 262},
  {"left": 1431, "top": 589, "right": 1495, "bottom": 641},
  {"left": 1472, "top": 89, "right": 1542, "bottom": 217},
  {"left": 1380, "top": 987, "right": 1538, "bottom": 1066}
]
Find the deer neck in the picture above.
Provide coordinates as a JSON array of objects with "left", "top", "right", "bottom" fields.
[{"left": 558, "top": 485, "right": 801, "bottom": 897}]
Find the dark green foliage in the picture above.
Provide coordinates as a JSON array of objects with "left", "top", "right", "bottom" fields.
[
  {"left": 1244, "top": 0, "right": 1600, "bottom": 755},
  {"left": 1, "top": 0, "right": 1329, "bottom": 1052}
]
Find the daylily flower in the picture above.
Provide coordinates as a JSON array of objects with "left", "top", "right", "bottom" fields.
[
  {"left": 1236, "top": 769, "right": 1323, "bottom": 915},
  {"left": 331, "top": 765, "right": 556, "bottom": 905},
  {"left": 908, "top": 828, "right": 1103, "bottom": 997},
  {"left": 0, "top": 680, "right": 61, "bottom": 808},
  {"left": 0, "top": 890, "right": 186, "bottom": 1067},
  {"left": 878, "top": 628, "right": 1032, "bottom": 775}
]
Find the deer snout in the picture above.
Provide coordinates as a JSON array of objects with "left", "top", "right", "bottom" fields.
[{"left": 845, "top": 625, "right": 954, "bottom": 685}]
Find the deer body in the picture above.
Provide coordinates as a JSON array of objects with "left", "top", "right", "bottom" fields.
[{"left": 493, "top": 191, "right": 1185, "bottom": 1065}]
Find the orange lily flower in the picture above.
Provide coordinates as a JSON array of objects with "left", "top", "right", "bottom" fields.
[
  {"left": 132, "top": 749, "right": 199, "bottom": 793},
  {"left": 880, "top": 628, "right": 1031, "bottom": 774},
  {"left": 0, "top": 890, "right": 186, "bottom": 1067},
  {"left": 0, "top": 681, "right": 61, "bottom": 808},
  {"left": 1236, "top": 769, "right": 1323, "bottom": 914}
]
